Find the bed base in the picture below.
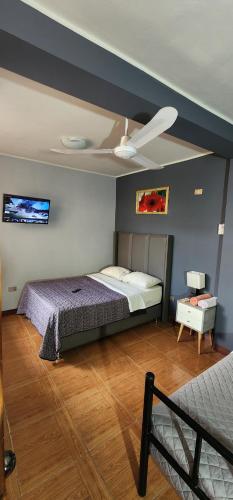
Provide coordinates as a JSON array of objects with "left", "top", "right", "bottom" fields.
[
  {"left": 60, "top": 304, "right": 161, "bottom": 353},
  {"left": 138, "top": 372, "right": 233, "bottom": 500}
]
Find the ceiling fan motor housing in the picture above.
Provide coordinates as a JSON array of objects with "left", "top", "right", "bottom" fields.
[
  {"left": 114, "top": 135, "right": 137, "bottom": 159},
  {"left": 61, "top": 136, "right": 87, "bottom": 149}
]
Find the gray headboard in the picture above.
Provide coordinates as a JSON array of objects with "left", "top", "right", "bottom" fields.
[{"left": 116, "top": 232, "right": 173, "bottom": 322}]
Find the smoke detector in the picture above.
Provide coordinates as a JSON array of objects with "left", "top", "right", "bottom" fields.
[{"left": 61, "top": 136, "right": 87, "bottom": 149}]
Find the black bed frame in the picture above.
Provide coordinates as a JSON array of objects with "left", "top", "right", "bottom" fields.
[{"left": 138, "top": 372, "right": 233, "bottom": 500}]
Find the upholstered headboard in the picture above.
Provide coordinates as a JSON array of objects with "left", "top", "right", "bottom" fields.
[{"left": 116, "top": 232, "right": 173, "bottom": 322}]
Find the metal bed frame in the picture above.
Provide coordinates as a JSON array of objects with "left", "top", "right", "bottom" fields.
[{"left": 138, "top": 372, "right": 233, "bottom": 499}]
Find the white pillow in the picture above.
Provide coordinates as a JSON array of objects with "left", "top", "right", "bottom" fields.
[
  {"left": 100, "top": 266, "right": 131, "bottom": 281},
  {"left": 122, "top": 271, "right": 161, "bottom": 288}
]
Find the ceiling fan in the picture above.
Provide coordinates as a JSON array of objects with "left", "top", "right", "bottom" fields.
[{"left": 50, "top": 106, "right": 178, "bottom": 170}]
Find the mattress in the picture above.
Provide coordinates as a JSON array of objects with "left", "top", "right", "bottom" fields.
[
  {"left": 89, "top": 273, "right": 162, "bottom": 312},
  {"left": 151, "top": 353, "right": 233, "bottom": 499}
]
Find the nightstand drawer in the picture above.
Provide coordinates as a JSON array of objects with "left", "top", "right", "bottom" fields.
[
  {"left": 176, "top": 302, "right": 203, "bottom": 330},
  {"left": 176, "top": 301, "right": 216, "bottom": 333},
  {"left": 176, "top": 299, "right": 216, "bottom": 353}
]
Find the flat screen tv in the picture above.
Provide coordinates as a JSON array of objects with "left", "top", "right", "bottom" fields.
[{"left": 2, "top": 194, "right": 50, "bottom": 224}]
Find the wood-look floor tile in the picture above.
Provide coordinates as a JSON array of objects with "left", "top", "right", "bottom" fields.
[
  {"left": 157, "top": 321, "right": 174, "bottom": 330},
  {"left": 3, "top": 354, "right": 46, "bottom": 389},
  {"left": 111, "top": 328, "right": 142, "bottom": 347},
  {"left": 103, "top": 369, "right": 148, "bottom": 419},
  {"left": 4, "top": 418, "right": 21, "bottom": 500},
  {"left": 5, "top": 377, "right": 61, "bottom": 427},
  {"left": 157, "top": 486, "right": 181, "bottom": 499},
  {"left": 164, "top": 342, "right": 197, "bottom": 364},
  {"left": 137, "top": 321, "right": 175, "bottom": 335},
  {"left": 138, "top": 358, "right": 193, "bottom": 394},
  {"left": 59, "top": 348, "right": 87, "bottom": 366},
  {"left": 2, "top": 323, "right": 29, "bottom": 343},
  {"left": 175, "top": 351, "right": 224, "bottom": 376},
  {"left": 174, "top": 331, "right": 198, "bottom": 345},
  {"left": 5, "top": 471, "right": 21, "bottom": 500},
  {"left": 119, "top": 339, "right": 165, "bottom": 366},
  {"left": 21, "top": 464, "right": 90, "bottom": 500},
  {"left": 147, "top": 331, "right": 195, "bottom": 354},
  {"left": 21, "top": 318, "right": 39, "bottom": 337},
  {"left": 29, "top": 332, "right": 42, "bottom": 352},
  {"left": 133, "top": 322, "right": 161, "bottom": 341},
  {"left": 90, "top": 353, "right": 137, "bottom": 382},
  {"left": 49, "top": 362, "right": 102, "bottom": 400},
  {"left": 3, "top": 337, "right": 34, "bottom": 362},
  {"left": 2, "top": 316, "right": 23, "bottom": 331},
  {"left": 136, "top": 329, "right": 161, "bottom": 342},
  {"left": 79, "top": 337, "right": 122, "bottom": 363},
  {"left": 30, "top": 333, "right": 86, "bottom": 370},
  {"left": 2, "top": 315, "right": 225, "bottom": 500},
  {"left": 2, "top": 314, "right": 19, "bottom": 324},
  {"left": 198, "top": 333, "right": 217, "bottom": 354},
  {"left": 66, "top": 386, "right": 132, "bottom": 450},
  {"left": 56, "top": 410, "right": 111, "bottom": 500},
  {"left": 90, "top": 426, "right": 170, "bottom": 499},
  {"left": 11, "top": 411, "right": 75, "bottom": 494}
]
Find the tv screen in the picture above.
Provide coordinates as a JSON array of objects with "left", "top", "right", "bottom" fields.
[{"left": 2, "top": 194, "right": 50, "bottom": 224}]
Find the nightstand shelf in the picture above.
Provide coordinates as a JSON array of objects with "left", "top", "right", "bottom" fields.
[{"left": 176, "top": 299, "right": 216, "bottom": 354}]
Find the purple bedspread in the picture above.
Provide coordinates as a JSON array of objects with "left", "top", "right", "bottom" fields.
[{"left": 17, "top": 276, "right": 130, "bottom": 360}]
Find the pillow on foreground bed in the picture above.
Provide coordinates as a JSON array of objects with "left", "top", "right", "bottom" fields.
[
  {"left": 100, "top": 266, "right": 131, "bottom": 281},
  {"left": 122, "top": 271, "right": 161, "bottom": 288}
]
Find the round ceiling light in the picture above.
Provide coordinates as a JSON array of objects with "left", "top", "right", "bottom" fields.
[{"left": 61, "top": 136, "right": 87, "bottom": 149}]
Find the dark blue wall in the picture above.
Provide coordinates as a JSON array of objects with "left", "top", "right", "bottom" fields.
[
  {"left": 2, "top": 0, "right": 233, "bottom": 156},
  {"left": 215, "top": 161, "right": 233, "bottom": 350},
  {"left": 116, "top": 156, "right": 227, "bottom": 309}
]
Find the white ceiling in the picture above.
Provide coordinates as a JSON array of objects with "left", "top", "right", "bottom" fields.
[
  {"left": 22, "top": 0, "right": 233, "bottom": 124},
  {"left": 0, "top": 69, "right": 209, "bottom": 177}
]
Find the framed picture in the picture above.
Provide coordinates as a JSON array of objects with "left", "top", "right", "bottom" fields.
[{"left": 136, "top": 186, "right": 169, "bottom": 214}]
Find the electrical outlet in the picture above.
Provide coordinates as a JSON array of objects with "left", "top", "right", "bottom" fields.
[
  {"left": 194, "top": 188, "right": 203, "bottom": 195},
  {"left": 8, "top": 286, "right": 17, "bottom": 292}
]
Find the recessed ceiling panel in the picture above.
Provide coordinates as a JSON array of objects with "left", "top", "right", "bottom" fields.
[{"left": 0, "top": 69, "right": 209, "bottom": 177}]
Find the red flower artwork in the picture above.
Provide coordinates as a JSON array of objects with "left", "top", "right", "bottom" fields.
[{"left": 138, "top": 190, "right": 166, "bottom": 213}]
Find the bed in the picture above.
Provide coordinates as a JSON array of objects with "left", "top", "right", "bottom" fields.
[
  {"left": 17, "top": 232, "right": 173, "bottom": 360},
  {"left": 138, "top": 354, "right": 233, "bottom": 499}
]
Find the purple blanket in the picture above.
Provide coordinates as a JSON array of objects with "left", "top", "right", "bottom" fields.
[{"left": 17, "top": 276, "right": 130, "bottom": 360}]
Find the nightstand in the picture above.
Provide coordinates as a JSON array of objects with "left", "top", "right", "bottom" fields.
[{"left": 176, "top": 299, "right": 216, "bottom": 354}]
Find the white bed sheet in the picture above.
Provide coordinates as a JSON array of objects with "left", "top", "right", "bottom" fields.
[{"left": 88, "top": 273, "right": 162, "bottom": 313}]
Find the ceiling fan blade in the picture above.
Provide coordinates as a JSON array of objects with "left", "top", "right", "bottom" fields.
[
  {"left": 124, "top": 117, "right": 129, "bottom": 136},
  {"left": 128, "top": 107, "right": 178, "bottom": 149},
  {"left": 50, "top": 148, "right": 113, "bottom": 155},
  {"left": 131, "top": 154, "right": 163, "bottom": 170}
]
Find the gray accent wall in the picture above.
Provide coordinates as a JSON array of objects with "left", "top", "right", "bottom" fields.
[
  {"left": 215, "top": 160, "right": 233, "bottom": 350},
  {"left": 116, "top": 156, "right": 227, "bottom": 305}
]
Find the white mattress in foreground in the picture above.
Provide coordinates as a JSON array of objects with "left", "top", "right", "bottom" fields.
[{"left": 88, "top": 273, "right": 162, "bottom": 313}]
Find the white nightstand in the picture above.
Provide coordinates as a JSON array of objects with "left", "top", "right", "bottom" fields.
[{"left": 176, "top": 299, "right": 216, "bottom": 354}]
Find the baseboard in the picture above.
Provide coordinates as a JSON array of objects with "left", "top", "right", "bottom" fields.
[
  {"left": 214, "top": 344, "right": 230, "bottom": 356},
  {"left": 2, "top": 309, "right": 17, "bottom": 316}
]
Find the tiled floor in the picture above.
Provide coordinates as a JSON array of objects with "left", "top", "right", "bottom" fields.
[{"left": 2, "top": 315, "right": 224, "bottom": 499}]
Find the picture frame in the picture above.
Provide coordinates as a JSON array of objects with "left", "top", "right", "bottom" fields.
[{"left": 136, "top": 186, "right": 169, "bottom": 214}]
